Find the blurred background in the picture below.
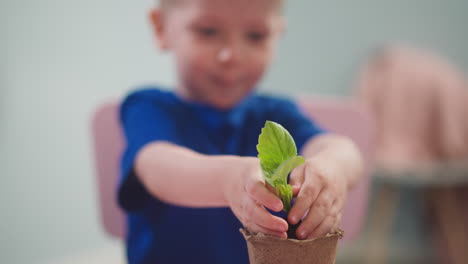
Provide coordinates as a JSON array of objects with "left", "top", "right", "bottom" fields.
[{"left": 1, "top": 0, "right": 468, "bottom": 263}]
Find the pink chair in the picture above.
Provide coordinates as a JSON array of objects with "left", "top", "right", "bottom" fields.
[
  {"left": 91, "top": 97, "right": 374, "bottom": 243},
  {"left": 92, "top": 100, "right": 125, "bottom": 238}
]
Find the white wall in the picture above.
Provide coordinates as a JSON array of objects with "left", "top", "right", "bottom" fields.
[{"left": 1, "top": 1, "right": 467, "bottom": 263}]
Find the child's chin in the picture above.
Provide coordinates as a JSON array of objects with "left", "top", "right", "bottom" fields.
[
  {"left": 214, "top": 102, "right": 236, "bottom": 110},
  {"left": 210, "top": 98, "right": 239, "bottom": 110}
]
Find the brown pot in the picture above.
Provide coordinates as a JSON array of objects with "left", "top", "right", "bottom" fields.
[{"left": 240, "top": 228, "right": 343, "bottom": 264}]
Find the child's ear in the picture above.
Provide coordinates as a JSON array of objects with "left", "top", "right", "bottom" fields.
[
  {"left": 278, "top": 17, "right": 287, "bottom": 37},
  {"left": 149, "top": 8, "right": 169, "bottom": 50}
]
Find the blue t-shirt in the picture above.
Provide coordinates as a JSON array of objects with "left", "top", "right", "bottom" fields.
[{"left": 118, "top": 86, "right": 325, "bottom": 264}]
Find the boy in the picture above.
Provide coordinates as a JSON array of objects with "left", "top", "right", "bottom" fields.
[{"left": 119, "top": 0, "right": 363, "bottom": 263}]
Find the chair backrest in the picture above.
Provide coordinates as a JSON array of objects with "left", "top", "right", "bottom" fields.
[
  {"left": 91, "top": 97, "right": 374, "bottom": 242},
  {"left": 92, "top": 101, "right": 125, "bottom": 238}
]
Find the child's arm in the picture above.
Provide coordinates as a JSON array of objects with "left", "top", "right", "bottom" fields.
[
  {"left": 287, "top": 134, "right": 363, "bottom": 239},
  {"left": 135, "top": 141, "right": 289, "bottom": 238}
]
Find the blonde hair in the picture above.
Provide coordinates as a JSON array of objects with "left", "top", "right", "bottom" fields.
[
  {"left": 158, "top": 0, "right": 284, "bottom": 11},
  {"left": 158, "top": 0, "right": 180, "bottom": 10}
]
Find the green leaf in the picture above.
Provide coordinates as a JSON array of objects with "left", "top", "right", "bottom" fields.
[
  {"left": 257, "top": 121, "right": 298, "bottom": 181},
  {"left": 279, "top": 184, "right": 293, "bottom": 212},
  {"left": 256, "top": 121, "right": 305, "bottom": 212},
  {"left": 270, "top": 156, "right": 305, "bottom": 186}
]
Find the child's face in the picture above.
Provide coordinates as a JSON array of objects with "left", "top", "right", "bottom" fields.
[{"left": 151, "top": 0, "right": 284, "bottom": 109}]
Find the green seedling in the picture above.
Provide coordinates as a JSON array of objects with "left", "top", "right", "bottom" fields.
[{"left": 257, "top": 121, "right": 305, "bottom": 212}]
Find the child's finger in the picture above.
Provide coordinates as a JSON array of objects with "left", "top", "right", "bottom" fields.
[
  {"left": 288, "top": 175, "right": 321, "bottom": 225},
  {"left": 307, "top": 214, "right": 335, "bottom": 239},
  {"left": 331, "top": 213, "right": 343, "bottom": 233},
  {"left": 308, "top": 205, "right": 342, "bottom": 239},
  {"left": 246, "top": 200, "right": 288, "bottom": 232},
  {"left": 296, "top": 191, "right": 335, "bottom": 239},
  {"left": 289, "top": 164, "right": 305, "bottom": 190},
  {"left": 292, "top": 185, "right": 301, "bottom": 196},
  {"left": 265, "top": 183, "right": 276, "bottom": 194},
  {"left": 246, "top": 180, "right": 283, "bottom": 212}
]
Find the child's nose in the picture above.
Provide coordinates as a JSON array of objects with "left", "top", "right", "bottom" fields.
[
  {"left": 216, "top": 44, "right": 243, "bottom": 66},
  {"left": 217, "top": 47, "right": 233, "bottom": 63}
]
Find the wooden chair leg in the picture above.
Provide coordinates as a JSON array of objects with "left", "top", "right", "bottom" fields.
[
  {"left": 364, "top": 184, "right": 400, "bottom": 264},
  {"left": 428, "top": 187, "right": 468, "bottom": 264}
]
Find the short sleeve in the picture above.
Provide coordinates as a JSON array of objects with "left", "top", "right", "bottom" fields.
[
  {"left": 268, "top": 98, "right": 326, "bottom": 153},
  {"left": 118, "top": 90, "right": 179, "bottom": 212}
]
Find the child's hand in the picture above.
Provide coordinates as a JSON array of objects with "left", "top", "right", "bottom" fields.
[
  {"left": 224, "top": 157, "right": 289, "bottom": 239},
  {"left": 288, "top": 157, "right": 347, "bottom": 240}
]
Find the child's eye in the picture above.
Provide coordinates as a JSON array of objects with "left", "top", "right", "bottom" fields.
[
  {"left": 197, "top": 27, "right": 219, "bottom": 37},
  {"left": 246, "top": 31, "right": 267, "bottom": 43}
]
